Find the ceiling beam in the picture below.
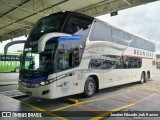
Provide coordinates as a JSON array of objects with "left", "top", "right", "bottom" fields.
[
  {"left": 0, "top": 0, "right": 69, "bottom": 31},
  {"left": 0, "top": 16, "right": 33, "bottom": 27},
  {"left": 0, "top": 0, "right": 158, "bottom": 42},
  {"left": 0, "top": 26, "right": 30, "bottom": 41},
  {"left": 122, "top": 0, "right": 132, "bottom": 6},
  {"left": 77, "top": 0, "right": 157, "bottom": 17},
  {"left": 0, "top": 0, "right": 30, "bottom": 18},
  {"left": 0, "top": 0, "right": 44, "bottom": 17}
]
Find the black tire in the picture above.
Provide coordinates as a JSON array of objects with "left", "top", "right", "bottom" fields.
[
  {"left": 15, "top": 68, "right": 20, "bottom": 73},
  {"left": 147, "top": 72, "right": 150, "bottom": 80},
  {"left": 145, "top": 72, "right": 150, "bottom": 82},
  {"left": 139, "top": 72, "right": 145, "bottom": 84},
  {"left": 83, "top": 77, "right": 96, "bottom": 97}
]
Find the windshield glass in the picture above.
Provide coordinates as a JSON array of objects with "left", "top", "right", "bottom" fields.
[
  {"left": 22, "top": 40, "right": 57, "bottom": 74},
  {"left": 28, "top": 13, "right": 63, "bottom": 41}
]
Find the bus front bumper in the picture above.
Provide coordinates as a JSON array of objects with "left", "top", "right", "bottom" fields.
[{"left": 18, "top": 81, "right": 55, "bottom": 99}]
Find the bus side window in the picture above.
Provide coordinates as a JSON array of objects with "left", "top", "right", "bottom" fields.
[
  {"left": 57, "top": 50, "right": 69, "bottom": 71},
  {"left": 115, "top": 58, "right": 123, "bottom": 69}
]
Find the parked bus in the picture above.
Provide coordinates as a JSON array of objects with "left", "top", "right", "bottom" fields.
[
  {"left": 18, "top": 11, "right": 156, "bottom": 99},
  {"left": 0, "top": 53, "right": 21, "bottom": 72}
]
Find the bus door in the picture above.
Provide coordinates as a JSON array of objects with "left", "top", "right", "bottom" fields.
[{"left": 55, "top": 45, "right": 81, "bottom": 98}]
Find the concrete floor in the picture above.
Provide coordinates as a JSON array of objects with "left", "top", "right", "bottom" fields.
[
  {"left": 0, "top": 70, "right": 160, "bottom": 120},
  {"left": 0, "top": 73, "right": 19, "bottom": 85}
]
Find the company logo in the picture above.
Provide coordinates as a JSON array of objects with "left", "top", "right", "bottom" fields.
[
  {"left": 63, "top": 82, "right": 69, "bottom": 86},
  {"left": 134, "top": 49, "right": 153, "bottom": 58},
  {"left": 1, "top": 112, "right": 42, "bottom": 117}
]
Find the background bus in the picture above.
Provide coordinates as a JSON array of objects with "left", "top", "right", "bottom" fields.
[
  {"left": 0, "top": 53, "right": 35, "bottom": 72},
  {"left": 0, "top": 53, "right": 21, "bottom": 72}
]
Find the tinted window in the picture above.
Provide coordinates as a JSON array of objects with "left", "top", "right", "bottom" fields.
[
  {"left": 134, "top": 36, "right": 155, "bottom": 52},
  {"left": 57, "top": 40, "right": 84, "bottom": 72},
  {"left": 28, "top": 13, "right": 63, "bottom": 41},
  {"left": 89, "top": 21, "right": 112, "bottom": 42},
  {"left": 63, "top": 15, "right": 92, "bottom": 37},
  {"left": 112, "top": 28, "right": 125, "bottom": 45},
  {"left": 134, "top": 37, "right": 144, "bottom": 49},
  {"left": 115, "top": 58, "right": 123, "bottom": 69},
  {"left": 124, "top": 33, "right": 134, "bottom": 47},
  {"left": 89, "top": 55, "right": 118, "bottom": 69},
  {"left": 89, "top": 55, "right": 142, "bottom": 70},
  {"left": 151, "top": 42, "right": 155, "bottom": 52},
  {"left": 115, "top": 56, "right": 142, "bottom": 69}
]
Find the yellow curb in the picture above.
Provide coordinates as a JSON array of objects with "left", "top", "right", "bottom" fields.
[{"left": 66, "top": 98, "right": 79, "bottom": 104}]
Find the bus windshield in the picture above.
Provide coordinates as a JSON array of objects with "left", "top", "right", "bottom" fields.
[
  {"left": 28, "top": 13, "right": 63, "bottom": 41},
  {"left": 22, "top": 41, "right": 57, "bottom": 74}
]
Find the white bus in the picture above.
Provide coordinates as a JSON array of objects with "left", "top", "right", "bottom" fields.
[{"left": 18, "top": 11, "right": 156, "bottom": 99}]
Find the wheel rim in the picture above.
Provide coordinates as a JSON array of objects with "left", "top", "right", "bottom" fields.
[{"left": 87, "top": 81, "right": 94, "bottom": 95}]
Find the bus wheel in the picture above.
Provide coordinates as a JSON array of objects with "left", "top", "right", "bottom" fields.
[
  {"left": 145, "top": 72, "right": 150, "bottom": 82},
  {"left": 15, "top": 68, "right": 20, "bottom": 73},
  {"left": 83, "top": 77, "right": 96, "bottom": 97},
  {"left": 139, "top": 72, "right": 145, "bottom": 84}
]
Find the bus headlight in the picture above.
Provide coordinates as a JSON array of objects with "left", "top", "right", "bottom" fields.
[
  {"left": 40, "top": 81, "right": 45, "bottom": 86},
  {"left": 39, "top": 79, "right": 55, "bottom": 86}
]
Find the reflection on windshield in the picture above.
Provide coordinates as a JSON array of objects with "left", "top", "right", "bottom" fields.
[
  {"left": 22, "top": 42, "right": 56, "bottom": 73},
  {"left": 24, "top": 53, "right": 53, "bottom": 72},
  {"left": 28, "top": 13, "right": 63, "bottom": 41}
]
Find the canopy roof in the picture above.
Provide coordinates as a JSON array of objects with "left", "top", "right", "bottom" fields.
[{"left": 0, "top": 0, "right": 157, "bottom": 42}]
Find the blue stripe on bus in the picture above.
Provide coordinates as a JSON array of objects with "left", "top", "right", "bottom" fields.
[
  {"left": 58, "top": 35, "right": 82, "bottom": 41},
  {"left": 23, "top": 76, "right": 47, "bottom": 83}
]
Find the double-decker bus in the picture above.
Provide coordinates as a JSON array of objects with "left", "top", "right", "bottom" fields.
[
  {"left": 0, "top": 53, "right": 21, "bottom": 72},
  {"left": 18, "top": 11, "right": 156, "bottom": 99}
]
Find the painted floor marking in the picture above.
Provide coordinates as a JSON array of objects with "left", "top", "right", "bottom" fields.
[
  {"left": 90, "top": 103, "right": 135, "bottom": 120},
  {"left": 90, "top": 93, "right": 157, "bottom": 120},
  {"left": 129, "top": 91, "right": 145, "bottom": 98},
  {"left": 1, "top": 94, "right": 67, "bottom": 120},
  {"left": 21, "top": 101, "right": 68, "bottom": 120},
  {"left": 50, "top": 89, "right": 133, "bottom": 112},
  {"left": 138, "top": 87, "right": 158, "bottom": 93},
  {"left": 108, "top": 97, "right": 134, "bottom": 103},
  {"left": 132, "top": 89, "right": 152, "bottom": 96},
  {"left": 66, "top": 98, "right": 79, "bottom": 104},
  {"left": 122, "top": 94, "right": 137, "bottom": 102},
  {"left": 75, "top": 104, "right": 102, "bottom": 111}
]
